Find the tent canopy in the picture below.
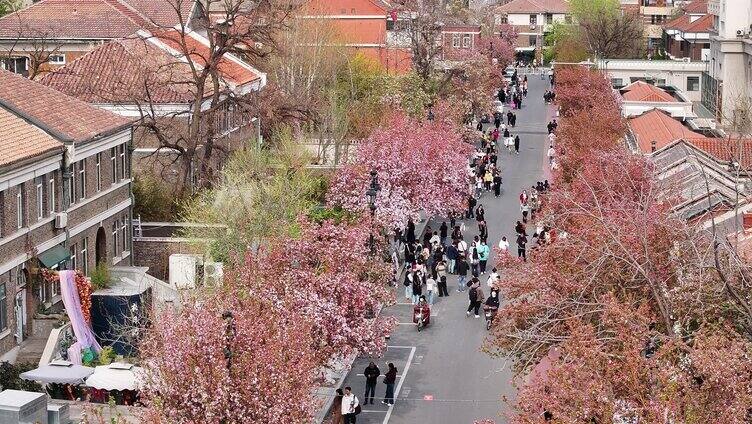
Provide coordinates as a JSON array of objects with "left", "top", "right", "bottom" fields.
[
  {"left": 19, "top": 361, "right": 94, "bottom": 384},
  {"left": 85, "top": 363, "right": 144, "bottom": 391}
]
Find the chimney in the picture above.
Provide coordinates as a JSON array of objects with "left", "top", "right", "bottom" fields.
[
  {"left": 744, "top": 212, "right": 752, "bottom": 230},
  {"left": 651, "top": 140, "right": 657, "bottom": 153}
]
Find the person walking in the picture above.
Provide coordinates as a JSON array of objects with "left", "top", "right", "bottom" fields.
[
  {"left": 514, "top": 134, "right": 521, "bottom": 154},
  {"left": 342, "top": 387, "right": 360, "bottom": 424},
  {"left": 436, "top": 260, "right": 449, "bottom": 296},
  {"left": 493, "top": 172, "right": 502, "bottom": 197},
  {"left": 469, "top": 242, "right": 480, "bottom": 276},
  {"left": 332, "top": 389, "right": 345, "bottom": 424},
  {"left": 363, "top": 362, "right": 381, "bottom": 405},
  {"left": 406, "top": 218, "right": 416, "bottom": 245},
  {"left": 467, "top": 195, "right": 477, "bottom": 219},
  {"left": 439, "top": 221, "right": 448, "bottom": 246},
  {"left": 456, "top": 256, "right": 469, "bottom": 292},
  {"left": 383, "top": 363, "right": 397, "bottom": 405},
  {"left": 547, "top": 145, "right": 556, "bottom": 166},
  {"left": 446, "top": 242, "right": 458, "bottom": 274},
  {"left": 498, "top": 236, "right": 510, "bottom": 252},
  {"left": 425, "top": 275, "right": 436, "bottom": 305},
  {"left": 478, "top": 240, "right": 490, "bottom": 274},
  {"left": 517, "top": 233, "right": 528, "bottom": 261},
  {"left": 521, "top": 201, "right": 530, "bottom": 223},
  {"left": 476, "top": 204, "right": 485, "bottom": 223},
  {"left": 411, "top": 272, "right": 423, "bottom": 305},
  {"left": 466, "top": 283, "right": 484, "bottom": 318}
]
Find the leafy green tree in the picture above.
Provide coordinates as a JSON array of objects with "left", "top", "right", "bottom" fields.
[{"left": 0, "top": 0, "right": 21, "bottom": 18}]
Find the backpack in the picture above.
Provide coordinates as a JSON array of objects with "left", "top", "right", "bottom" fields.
[{"left": 355, "top": 404, "right": 362, "bottom": 415}]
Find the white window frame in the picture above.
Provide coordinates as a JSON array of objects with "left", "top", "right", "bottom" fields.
[
  {"left": 112, "top": 220, "right": 119, "bottom": 258},
  {"left": 69, "top": 162, "right": 76, "bottom": 206},
  {"left": 119, "top": 145, "right": 126, "bottom": 180},
  {"left": 78, "top": 159, "right": 86, "bottom": 200},
  {"left": 0, "top": 283, "right": 7, "bottom": 331},
  {"left": 16, "top": 185, "right": 23, "bottom": 229},
  {"left": 530, "top": 14, "right": 537, "bottom": 25},
  {"left": 49, "top": 177, "right": 55, "bottom": 214},
  {"left": 36, "top": 179, "right": 43, "bottom": 219},
  {"left": 96, "top": 153, "right": 102, "bottom": 192},
  {"left": 81, "top": 238, "right": 88, "bottom": 275},
  {"left": 120, "top": 215, "right": 128, "bottom": 253},
  {"left": 462, "top": 34, "right": 471, "bottom": 48},
  {"left": 48, "top": 54, "right": 65, "bottom": 65},
  {"left": 452, "top": 34, "right": 460, "bottom": 48},
  {"left": 69, "top": 245, "right": 76, "bottom": 276},
  {"left": 110, "top": 148, "right": 117, "bottom": 183}
]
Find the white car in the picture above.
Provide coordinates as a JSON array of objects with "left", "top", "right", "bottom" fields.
[{"left": 493, "top": 100, "right": 504, "bottom": 115}]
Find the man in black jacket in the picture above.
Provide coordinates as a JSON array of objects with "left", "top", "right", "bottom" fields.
[{"left": 363, "top": 362, "right": 381, "bottom": 405}]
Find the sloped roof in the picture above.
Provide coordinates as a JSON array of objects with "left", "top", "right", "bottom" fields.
[
  {"left": 496, "top": 0, "right": 569, "bottom": 14},
  {"left": 682, "top": 0, "right": 708, "bottom": 14},
  {"left": 39, "top": 30, "right": 263, "bottom": 105},
  {"left": 665, "top": 12, "right": 712, "bottom": 33},
  {"left": 0, "top": 0, "right": 194, "bottom": 39},
  {"left": 0, "top": 107, "right": 63, "bottom": 169},
  {"left": 0, "top": 69, "right": 131, "bottom": 144},
  {"left": 628, "top": 109, "right": 703, "bottom": 152},
  {"left": 621, "top": 81, "right": 677, "bottom": 102},
  {"left": 687, "top": 137, "right": 752, "bottom": 169}
]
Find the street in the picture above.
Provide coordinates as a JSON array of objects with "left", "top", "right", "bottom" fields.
[{"left": 338, "top": 74, "right": 554, "bottom": 424}]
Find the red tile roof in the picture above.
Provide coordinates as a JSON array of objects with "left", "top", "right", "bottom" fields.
[
  {"left": 629, "top": 109, "right": 703, "bottom": 152},
  {"left": 496, "top": 0, "right": 569, "bottom": 14},
  {"left": 0, "top": 0, "right": 193, "bottom": 39},
  {"left": 682, "top": 0, "right": 708, "bottom": 14},
  {"left": 622, "top": 81, "right": 677, "bottom": 103},
  {"left": 0, "top": 107, "right": 62, "bottom": 169},
  {"left": 0, "top": 69, "right": 131, "bottom": 144},
  {"left": 687, "top": 137, "right": 752, "bottom": 169},
  {"left": 39, "top": 30, "right": 262, "bottom": 104}
]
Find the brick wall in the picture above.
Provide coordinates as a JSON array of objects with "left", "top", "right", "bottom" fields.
[{"left": 133, "top": 239, "right": 197, "bottom": 281}]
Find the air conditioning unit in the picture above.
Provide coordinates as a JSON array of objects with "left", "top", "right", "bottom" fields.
[
  {"left": 54, "top": 212, "right": 67, "bottom": 229},
  {"left": 203, "top": 261, "right": 224, "bottom": 286},
  {"left": 682, "top": 57, "right": 691, "bottom": 62},
  {"left": 254, "top": 42, "right": 263, "bottom": 49},
  {"left": 529, "top": 24, "right": 537, "bottom": 30}
]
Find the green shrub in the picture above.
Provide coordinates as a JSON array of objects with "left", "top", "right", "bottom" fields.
[
  {"left": 97, "top": 346, "right": 116, "bottom": 366},
  {"left": 0, "top": 362, "right": 42, "bottom": 392},
  {"left": 90, "top": 262, "right": 110, "bottom": 290},
  {"left": 133, "top": 174, "right": 185, "bottom": 222}
]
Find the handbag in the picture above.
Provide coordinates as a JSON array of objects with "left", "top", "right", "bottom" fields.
[{"left": 355, "top": 404, "right": 362, "bottom": 415}]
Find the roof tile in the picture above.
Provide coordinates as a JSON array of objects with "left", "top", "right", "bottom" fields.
[
  {"left": 628, "top": 109, "right": 703, "bottom": 152},
  {"left": 497, "top": 0, "right": 569, "bottom": 14},
  {"left": 0, "top": 107, "right": 62, "bottom": 169},
  {"left": 621, "top": 81, "right": 676, "bottom": 103}
]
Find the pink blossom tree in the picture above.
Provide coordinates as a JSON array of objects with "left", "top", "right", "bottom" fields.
[
  {"left": 327, "top": 110, "right": 474, "bottom": 230},
  {"left": 139, "top": 293, "right": 318, "bottom": 423}
]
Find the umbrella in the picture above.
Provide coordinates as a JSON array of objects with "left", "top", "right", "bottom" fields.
[
  {"left": 20, "top": 361, "right": 94, "bottom": 384},
  {"left": 85, "top": 363, "right": 144, "bottom": 391}
]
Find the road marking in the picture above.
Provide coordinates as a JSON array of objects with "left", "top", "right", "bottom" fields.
[
  {"left": 423, "top": 395, "right": 434, "bottom": 401},
  {"left": 382, "top": 346, "right": 416, "bottom": 424},
  {"left": 356, "top": 374, "right": 403, "bottom": 377},
  {"left": 361, "top": 409, "right": 388, "bottom": 413},
  {"left": 386, "top": 345, "right": 414, "bottom": 349}
]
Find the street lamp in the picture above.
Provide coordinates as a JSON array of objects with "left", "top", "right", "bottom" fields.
[{"left": 366, "top": 170, "right": 381, "bottom": 254}]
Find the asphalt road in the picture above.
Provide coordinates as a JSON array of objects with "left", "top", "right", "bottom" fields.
[{"left": 338, "top": 73, "right": 554, "bottom": 424}]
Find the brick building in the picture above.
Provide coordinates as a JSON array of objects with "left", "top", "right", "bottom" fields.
[
  {"left": 494, "top": 0, "right": 571, "bottom": 59},
  {"left": 0, "top": 69, "right": 133, "bottom": 358},
  {"left": 0, "top": 0, "right": 195, "bottom": 78},
  {"left": 440, "top": 24, "right": 482, "bottom": 62},
  {"left": 38, "top": 28, "right": 266, "bottom": 190},
  {"left": 663, "top": 0, "right": 712, "bottom": 60}
]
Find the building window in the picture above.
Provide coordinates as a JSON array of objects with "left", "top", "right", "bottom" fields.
[
  {"left": 36, "top": 178, "right": 44, "bottom": 219},
  {"left": 81, "top": 238, "right": 88, "bottom": 275},
  {"left": 110, "top": 147, "right": 117, "bottom": 184},
  {"left": 529, "top": 14, "right": 537, "bottom": 25},
  {"left": 48, "top": 54, "right": 65, "bottom": 65},
  {"left": 119, "top": 145, "right": 126, "bottom": 180},
  {"left": 687, "top": 76, "right": 700, "bottom": 91},
  {"left": 452, "top": 34, "right": 460, "bottom": 48},
  {"left": 565, "top": 15, "right": 573, "bottom": 24},
  {"left": 529, "top": 35, "right": 537, "bottom": 46},
  {"left": 16, "top": 185, "right": 24, "bottom": 229},
  {"left": 497, "top": 14, "right": 508, "bottom": 24},
  {"left": 96, "top": 153, "right": 102, "bottom": 192},
  {"left": 121, "top": 216, "right": 128, "bottom": 253},
  {"left": 78, "top": 159, "right": 86, "bottom": 200},
  {"left": 0, "top": 283, "right": 7, "bottom": 331},
  {"left": 1, "top": 57, "right": 28, "bottom": 77},
  {"left": 545, "top": 13, "right": 553, "bottom": 24},
  {"left": 69, "top": 244, "right": 76, "bottom": 274},
  {"left": 69, "top": 162, "right": 76, "bottom": 206},
  {"left": 112, "top": 219, "right": 119, "bottom": 258},
  {"left": 49, "top": 177, "right": 55, "bottom": 214},
  {"left": 462, "top": 34, "right": 471, "bottom": 48}
]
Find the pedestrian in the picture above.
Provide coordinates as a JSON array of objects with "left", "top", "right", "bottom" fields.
[
  {"left": 440, "top": 221, "right": 448, "bottom": 246},
  {"left": 467, "top": 195, "right": 477, "bottom": 219},
  {"left": 487, "top": 267, "right": 500, "bottom": 288},
  {"left": 517, "top": 233, "right": 527, "bottom": 261},
  {"left": 406, "top": 218, "right": 416, "bottom": 245},
  {"left": 494, "top": 114, "right": 501, "bottom": 129},
  {"left": 446, "top": 242, "right": 458, "bottom": 274},
  {"left": 404, "top": 270, "right": 414, "bottom": 300},
  {"left": 519, "top": 190, "right": 528, "bottom": 205},
  {"left": 383, "top": 363, "right": 397, "bottom": 405},
  {"left": 478, "top": 240, "right": 490, "bottom": 274},
  {"left": 466, "top": 284, "right": 484, "bottom": 318},
  {"left": 363, "top": 362, "right": 381, "bottom": 405},
  {"left": 436, "top": 260, "right": 449, "bottom": 296},
  {"left": 469, "top": 241, "right": 481, "bottom": 276},
  {"left": 498, "top": 236, "right": 510, "bottom": 252},
  {"left": 484, "top": 169, "right": 493, "bottom": 191},
  {"left": 521, "top": 202, "right": 530, "bottom": 223},
  {"left": 332, "top": 389, "right": 345, "bottom": 424},
  {"left": 457, "top": 236, "right": 468, "bottom": 257},
  {"left": 511, "top": 113, "right": 517, "bottom": 127},
  {"left": 514, "top": 134, "right": 520, "bottom": 154},
  {"left": 476, "top": 204, "right": 485, "bottom": 222},
  {"left": 342, "top": 387, "right": 360, "bottom": 424},
  {"left": 411, "top": 271, "right": 423, "bottom": 304},
  {"left": 478, "top": 220, "right": 488, "bottom": 242},
  {"left": 456, "top": 256, "right": 469, "bottom": 292},
  {"left": 506, "top": 111, "right": 513, "bottom": 126},
  {"left": 425, "top": 275, "right": 437, "bottom": 304},
  {"left": 493, "top": 172, "right": 502, "bottom": 197}
]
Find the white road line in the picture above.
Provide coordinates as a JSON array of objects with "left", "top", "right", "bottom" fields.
[
  {"left": 356, "top": 374, "right": 403, "bottom": 377},
  {"left": 386, "top": 345, "right": 414, "bottom": 349},
  {"left": 382, "top": 346, "right": 416, "bottom": 424}
]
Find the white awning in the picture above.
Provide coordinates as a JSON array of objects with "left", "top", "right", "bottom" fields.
[
  {"left": 85, "top": 363, "right": 144, "bottom": 391},
  {"left": 20, "top": 361, "right": 94, "bottom": 385}
]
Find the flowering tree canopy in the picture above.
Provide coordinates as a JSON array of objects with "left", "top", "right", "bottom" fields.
[
  {"left": 487, "top": 67, "right": 752, "bottom": 423},
  {"left": 327, "top": 110, "right": 473, "bottom": 229},
  {"left": 140, "top": 293, "right": 318, "bottom": 423}
]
